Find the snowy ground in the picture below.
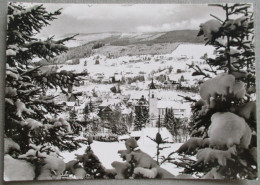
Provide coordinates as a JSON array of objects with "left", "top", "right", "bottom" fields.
[
  {"left": 61, "top": 140, "right": 184, "bottom": 176},
  {"left": 57, "top": 44, "right": 215, "bottom": 79}
]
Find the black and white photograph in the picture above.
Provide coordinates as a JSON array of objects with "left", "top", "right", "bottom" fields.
[{"left": 4, "top": 2, "right": 257, "bottom": 181}]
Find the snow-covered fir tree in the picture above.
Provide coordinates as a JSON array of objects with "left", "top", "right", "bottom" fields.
[
  {"left": 83, "top": 103, "right": 90, "bottom": 122},
  {"left": 165, "top": 3, "right": 256, "bottom": 179},
  {"left": 162, "top": 108, "right": 182, "bottom": 141},
  {"left": 4, "top": 3, "right": 88, "bottom": 180},
  {"left": 69, "top": 108, "right": 77, "bottom": 121},
  {"left": 134, "top": 107, "right": 149, "bottom": 131}
]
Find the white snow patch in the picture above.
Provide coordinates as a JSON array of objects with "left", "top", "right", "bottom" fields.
[
  {"left": 60, "top": 140, "right": 185, "bottom": 176},
  {"left": 4, "top": 155, "right": 35, "bottom": 181},
  {"left": 171, "top": 44, "right": 215, "bottom": 59}
]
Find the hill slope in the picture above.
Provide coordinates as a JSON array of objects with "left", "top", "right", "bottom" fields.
[
  {"left": 93, "top": 30, "right": 204, "bottom": 46},
  {"left": 152, "top": 30, "right": 204, "bottom": 44},
  {"left": 37, "top": 30, "right": 204, "bottom": 64}
]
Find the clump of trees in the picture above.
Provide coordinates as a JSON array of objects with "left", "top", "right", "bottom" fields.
[
  {"left": 162, "top": 108, "right": 183, "bottom": 142},
  {"left": 92, "top": 42, "right": 105, "bottom": 49},
  {"left": 134, "top": 107, "right": 149, "bottom": 131}
]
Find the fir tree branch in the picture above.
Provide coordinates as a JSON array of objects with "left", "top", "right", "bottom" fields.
[
  {"left": 210, "top": 14, "right": 224, "bottom": 23},
  {"left": 178, "top": 95, "right": 197, "bottom": 102}
]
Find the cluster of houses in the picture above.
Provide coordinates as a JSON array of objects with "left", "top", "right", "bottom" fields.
[{"left": 46, "top": 77, "right": 189, "bottom": 135}]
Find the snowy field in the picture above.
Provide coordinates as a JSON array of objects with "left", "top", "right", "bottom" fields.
[
  {"left": 61, "top": 141, "right": 184, "bottom": 176},
  {"left": 61, "top": 127, "right": 186, "bottom": 176}
]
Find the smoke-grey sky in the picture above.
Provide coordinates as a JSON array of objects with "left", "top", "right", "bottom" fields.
[{"left": 23, "top": 3, "right": 229, "bottom": 37}]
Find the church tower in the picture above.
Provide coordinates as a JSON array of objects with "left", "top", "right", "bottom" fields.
[{"left": 149, "top": 79, "right": 158, "bottom": 127}]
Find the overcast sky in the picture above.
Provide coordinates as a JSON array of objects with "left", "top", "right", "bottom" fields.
[{"left": 23, "top": 3, "right": 228, "bottom": 37}]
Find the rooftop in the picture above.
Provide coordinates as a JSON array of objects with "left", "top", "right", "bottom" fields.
[{"left": 157, "top": 100, "right": 187, "bottom": 109}]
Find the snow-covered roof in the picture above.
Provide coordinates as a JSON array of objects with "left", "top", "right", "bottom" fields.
[
  {"left": 157, "top": 100, "right": 186, "bottom": 109},
  {"left": 168, "top": 75, "right": 177, "bottom": 81},
  {"left": 115, "top": 75, "right": 123, "bottom": 81},
  {"left": 153, "top": 69, "right": 167, "bottom": 77},
  {"left": 121, "top": 108, "right": 132, "bottom": 115},
  {"left": 130, "top": 94, "right": 148, "bottom": 100},
  {"left": 66, "top": 102, "right": 76, "bottom": 107},
  {"left": 130, "top": 83, "right": 137, "bottom": 87},
  {"left": 99, "top": 99, "right": 121, "bottom": 107},
  {"left": 88, "top": 112, "right": 99, "bottom": 120}
]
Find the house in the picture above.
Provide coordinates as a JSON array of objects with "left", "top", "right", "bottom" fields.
[
  {"left": 92, "top": 73, "right": 104, "bottom": 81},
  {"left": 177, "top": 55, "right": 188, "bottom": 60},
  {"left": 98, "top": 98, "right": 123, "bottom": 120},
  {"left": 127, "top": 99, "right": 133, "bottom": 106},
  {"left": 121, "top": 106, "right": 132, "bottom": 117},
  {"left": 67, "top": 94, "right": 80, "bottom": 105},
  {"left": 101, "top": 77, "right": 111, "bottom": 84},
  {"left": 92, "top": 97, "right": 103, "bottom": 109},
  {"left": 125, "top": 71, "right": 134, "bottom": 79},
  {"left": 130, "top": 82, "right": 138, "bottom": 89},
  {"left": 122, "top": 94, "right": 131, "bottom": 103},
  {"left": 77, "top": 95, "right": 87, "bottom": 105},
  {"left": 98, "top": 106, "right": 113, "bottom": 121},
  {"left": 115, "top": 75, "right": 123, "bottom": 82},
  {"left": 138, "top": 95, "right": 149, "bottom": 105},
  {"left": 75, "top": 102, "right": 86, "bottom": 115},
  {"left": 157, "top": 100, "right": 187, "bottom": 119},
  {"left": 113, "top": 72, "right": 123, "bottom": 82},
  {"left": 135, "top": 95, "right": 149, "bottom": 113},
  {"left": 162, "top": 79, "right": 179, "bottom": 90},
  {"left": 99, "top": 99, "right": 122, "bottom": 109},
  {"left": 66, "top": 102, "right": 76, "bottom": 110}
]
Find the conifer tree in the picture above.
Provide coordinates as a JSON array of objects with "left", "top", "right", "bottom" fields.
[
  {"left": 163, "top": 108, "right": 181, "bottom": 141},
  {"left": 147, "top": 132, "right": 171, "bottom": 164},
  {"left": 167, "top": 3, "right": 256, "bottom": 179},
  {"left": 5, "top": 3, "right": 87, "bottom": 180},
  {"left": 69, "top": 108, "right": 77, "bottom": 121},
  {"left": 83, "top": 103, "right": 90, "bottom": 122},
  {"left": 134, "top": 107, "right": 149, "bottom": 131}
]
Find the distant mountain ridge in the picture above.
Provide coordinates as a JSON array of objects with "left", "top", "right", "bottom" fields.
[{"left": 61, "top": 30, "right": 204, "bottom": 48}]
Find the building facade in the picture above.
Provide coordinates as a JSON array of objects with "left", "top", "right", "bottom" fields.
[{"left": 148, "top": 79, "right": 187, "bottom": 127}]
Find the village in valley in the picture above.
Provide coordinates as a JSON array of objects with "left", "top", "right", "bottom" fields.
[{"left": 44, "top": 43, "right": 214, "bottom": 142}]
